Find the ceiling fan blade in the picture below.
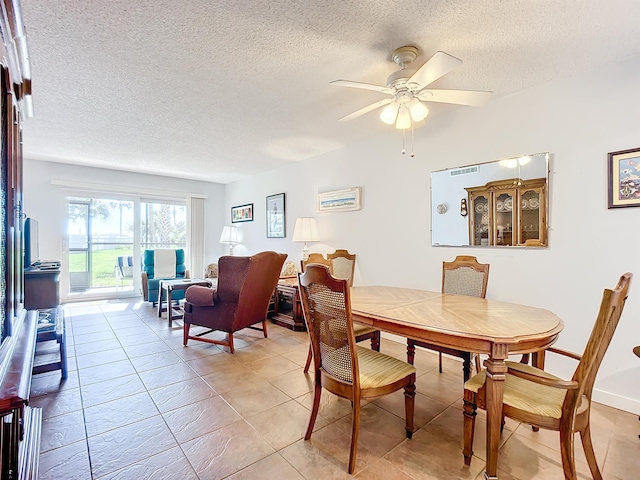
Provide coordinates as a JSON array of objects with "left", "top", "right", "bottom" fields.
[
  {"left": 417, "top": 89, "right": 492, "bottom": 107},
  {"left": 338, "top": 98, "right": 394, "bottom": 121},
  {"left": 330, "top": 80, "right": 395, "bottom": 95},
  {"left": 407, "top": 51, "right": 463, "bottom": 89}
]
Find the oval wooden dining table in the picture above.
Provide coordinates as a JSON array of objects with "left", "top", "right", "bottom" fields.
[{"left": 350, "top": 286, "right": 564, "bottom": 480}]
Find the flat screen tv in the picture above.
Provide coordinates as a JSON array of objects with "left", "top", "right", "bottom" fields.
[{"left": 24, "top": 217, "right": 39, "bottom": 267}]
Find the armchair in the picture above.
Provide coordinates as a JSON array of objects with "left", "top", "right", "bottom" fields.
[
  {"left": 183, "top": 251, "right": 287, "bottom": 353},
  {"left": 463, "top": 273, "right": 632, "bottom": 479},
  {"left": 141, "top": 249, "right": 189, "bottom": 305}
]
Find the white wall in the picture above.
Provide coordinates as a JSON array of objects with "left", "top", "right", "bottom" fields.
[
  {"left": 22, "top": 160, "right": 227, "bottom": 298},
  {"left": 224, "top": 55, "right": 640, "bottom": 414}
]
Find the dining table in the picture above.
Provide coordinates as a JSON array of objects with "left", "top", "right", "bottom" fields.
[{"left": 349, "top": 285, "right": 564, "bottom": 480}]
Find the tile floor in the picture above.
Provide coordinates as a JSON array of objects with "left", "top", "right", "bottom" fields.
[{"left": 31, "top": 298, "right": 639, "bottom": 480}]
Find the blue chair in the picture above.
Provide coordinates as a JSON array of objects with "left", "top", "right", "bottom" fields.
[
  {"left": 141, "top": 249, "right": 189, "bottom": 305},
  {"left": 115, "top": 255, "right": 135, "bottom": 287}
]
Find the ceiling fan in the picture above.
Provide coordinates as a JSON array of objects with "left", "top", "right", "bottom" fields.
[{"left": 331, "top": 46, "right": 492, "bottom": 130}]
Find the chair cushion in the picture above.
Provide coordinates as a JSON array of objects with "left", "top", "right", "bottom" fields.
[
  {"left": 464, "top": 361, "right": 567, "bottom": 419},
  {"left": 356, "top": 346, "right": 416, "bottom": 390},
  {"left": 353, "top": 324, "right": 376, "bottom": 336}
]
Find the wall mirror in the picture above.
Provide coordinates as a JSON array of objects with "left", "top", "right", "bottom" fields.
[{"left": 431, "top": 152, "right": 550, "bottom": 248}]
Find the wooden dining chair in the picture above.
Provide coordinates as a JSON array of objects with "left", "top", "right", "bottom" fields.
[
  {"left": 462, "top": 272, "right": 632, "bottom": 480},
  {"left": 300, "top": 253, "right": 331, "bottom": 272},
  {"left": 327, "top": 249, "right": 357, "bottom": 286},
  {"left": 301, "top": 250, "right": 380, "bottom": 373},
  {"left": 298, "top": 265, "right": 416, "bottom": 474},
  {"left": 407, "top": 255, "right": 489, "bottom": 381}
]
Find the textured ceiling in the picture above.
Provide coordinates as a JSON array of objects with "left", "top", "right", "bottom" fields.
[{"left": 19, "top": 1, "right": 640, "bottom": 183}]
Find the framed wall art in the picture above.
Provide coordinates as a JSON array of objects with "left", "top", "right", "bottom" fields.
[
  {"left": 317, "top": 187, "right": 361, "bottom": 213},
  {"left": 266, "top": 193, "right": 285, "bottom": 238},
  {"left": 231, "top": 203, "right": 253, "bottom": 223},
  {"left": 608, "top": 148, "right": 640, "bottom": 208}
]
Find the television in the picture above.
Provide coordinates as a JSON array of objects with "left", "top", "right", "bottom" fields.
[{"left": 24, "top": 217, "right": 39, "bottom": 267}]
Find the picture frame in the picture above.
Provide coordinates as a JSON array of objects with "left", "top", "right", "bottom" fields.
[
  {"left": 317, "top": 187, "right": 361, "bottom": 212},
  {"left": 608, "top": 148, "right": 640, "bottom": 208},
  {"left": 266, "top": 193, "right": 286, "bottom": 238},
  {"left": 231, "top": 203, "right": 253, "bottom": 223}
]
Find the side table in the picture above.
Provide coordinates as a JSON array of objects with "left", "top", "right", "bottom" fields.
[
  {"left": 271, "top": 277, "right": 306, "bottom": 331},
  {"left": 32, "top": 307, "right": 67, "bottom": 379},
  {"left": 158, "top": 278, "right": 212, "bottom": 327}
]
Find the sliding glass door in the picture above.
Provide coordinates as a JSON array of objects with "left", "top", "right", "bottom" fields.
[{"left": 66, "top": 196, "right": 186, "bottom": 298}]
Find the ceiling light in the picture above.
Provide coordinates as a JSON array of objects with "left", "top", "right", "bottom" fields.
[
  {"left": 380, "top": 102, "right": 399, "bottom": 124},
  {"left": 395, "top": 106, "right": 411, "bottom": 130},
  {"left": 409, "top": 98, "right": 429, "bottom": 122}
]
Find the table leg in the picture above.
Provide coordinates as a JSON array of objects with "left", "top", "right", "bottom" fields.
[
  {"left": 157, "top": 282, "right": 163, "bottom": 318},
  {"left": 483, "top": 344, "right": 508, "bottom": 480},
  {"left": 167, "top": 287, "right": 173, "bottom": 327}
]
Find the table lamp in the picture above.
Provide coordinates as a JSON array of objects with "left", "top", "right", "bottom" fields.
[
  {"left": 219, "top": 225, "right": 241, "bottom": 255},
  {"left": 292, "top": 217, "right": 320, "bottom": 260}
]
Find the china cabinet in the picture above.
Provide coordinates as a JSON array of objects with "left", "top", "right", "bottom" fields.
[{"left": 466, "top": 178, "right": 547, "bottom": 247}]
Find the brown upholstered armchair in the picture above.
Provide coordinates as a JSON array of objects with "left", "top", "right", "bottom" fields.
[{"left": 183, "top": 251, "right": 287, "bottom": 353}]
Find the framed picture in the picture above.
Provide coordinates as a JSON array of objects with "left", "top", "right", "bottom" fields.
[
  {"left": 608, "top": 148, "right": 640, "bottom": 208},
  {"left": 231, "top": 203, "right": 253, "bottom": 223},
  {"left": 317, "top": 187, "right": 362, "bottom": 212},
  {"left": 266, "top": 193, "right": 285, "bottom": 238}
]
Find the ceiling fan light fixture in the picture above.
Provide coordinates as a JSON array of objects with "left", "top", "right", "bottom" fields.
[
  {"left": 380, "top": 102, "right": 399, "bottom": 125},
  {"left": 395, "top": 106, "right": 411, "bottom": 130},
  {"left": 409, "top": 98, "right": 429, "bottom": 122}
]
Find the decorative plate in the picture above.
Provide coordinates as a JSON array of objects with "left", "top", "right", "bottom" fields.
[
  {"left": 528, "top": 198, "right": 539, "bottom": 208},
  {"left": 521, "top": 199, "right": 529, "bottom": 209},
  {"left": 504, "top": 198, "right": 513, "bottom": 211},
  {"left": 497, "top": 200, "right": 504, "bottom": 211}
]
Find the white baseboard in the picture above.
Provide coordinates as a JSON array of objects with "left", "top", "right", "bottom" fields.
[{"left": 592, "top": 389, "right": 640, "bottom": 415}]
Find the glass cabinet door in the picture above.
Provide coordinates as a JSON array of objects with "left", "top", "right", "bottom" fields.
[
  {"left": 470, "top": 194, "right": 490, "bottom": 246},
  {"left": 519, "top": 188, "right": 543, "bottom": 245},
  {"left": 494, "top": 192, "right": 515, "bottom": 245}
]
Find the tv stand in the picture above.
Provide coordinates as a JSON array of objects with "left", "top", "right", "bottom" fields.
[{"left": 24, "top": 265, "right": 60, "bottom": 310}]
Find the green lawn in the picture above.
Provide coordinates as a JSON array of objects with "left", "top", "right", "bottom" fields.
[{"left": 69, "top": 247, "right": 134, "bottom": 287}]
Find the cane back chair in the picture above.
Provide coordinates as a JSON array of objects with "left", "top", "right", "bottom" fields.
[
  {"left": 301, "top": 250, "right": 380, "bottom": 373},
  {"left": 298, "top": 264, "right": 416, "bottom": 474},
  {"left": 407, "top": 255, "right": 489, "bottom": 381}
]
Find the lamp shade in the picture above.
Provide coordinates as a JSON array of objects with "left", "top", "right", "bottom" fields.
[
  {"left": 292, "top": 217, "right": 320, "bottom": 242},
  {"left": 219, "top": 225, "right": 240, "bottom": 244}
]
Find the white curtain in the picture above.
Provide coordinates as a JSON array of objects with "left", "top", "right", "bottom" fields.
[{"left": 187, "top": 197, "right": 205, "bottom": 278}]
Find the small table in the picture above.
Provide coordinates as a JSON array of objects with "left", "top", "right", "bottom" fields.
[
  {"left": 33, "top": 307, "right": 67, "bottom": 379},
  {"left": 272, "top": 277, "right": 306, "bottom": 331},
  {"left": 158, "top": 278, "right": 211, "bottom": 327}
]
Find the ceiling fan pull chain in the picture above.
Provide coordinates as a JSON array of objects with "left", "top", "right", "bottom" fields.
[
  {"left": 401, "top": 128, "right": 406, "bottom": 155},
  {"left": 410, "top": 123, "right": 415, "bottom": 157}
]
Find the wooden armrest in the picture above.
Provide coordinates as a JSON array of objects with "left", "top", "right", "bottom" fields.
[
  {"left": 507, "top": 365, "right": 579, "bottom": 390},
  {"left": 547, "top": 347, "right": 582, "bottom": 361}
]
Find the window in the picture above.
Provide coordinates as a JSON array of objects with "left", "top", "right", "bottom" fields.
[{"left": 140, "top": 200, "right": 187, "bottom": 250}]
